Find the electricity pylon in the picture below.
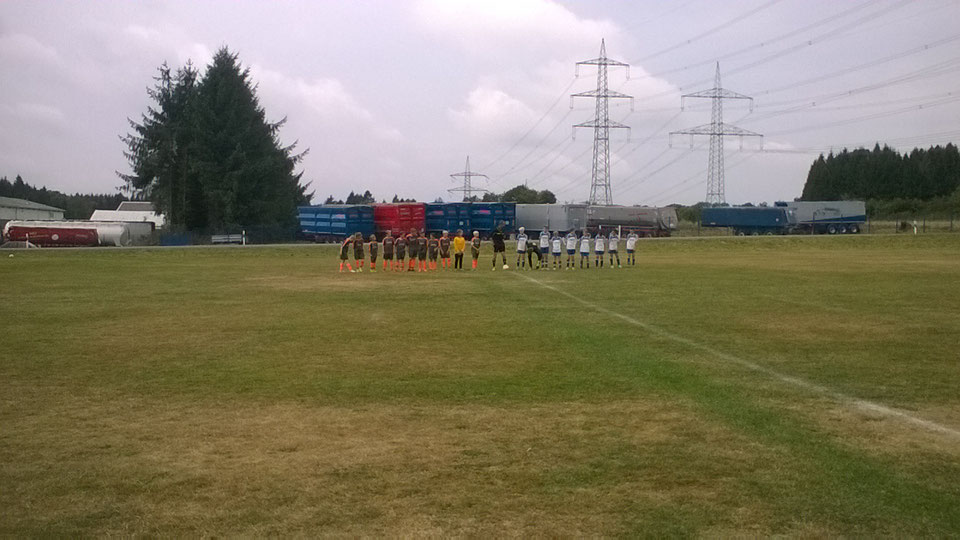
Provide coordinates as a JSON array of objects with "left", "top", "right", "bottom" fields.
[
  {"left": 572, "top": 39, "right": 632, "bottom": 206},
  {"left": 670, "top": 63, "right": 762, "bottom": 205},
  {"left": 449, "top": 156, "right": 488, "bottom": 201}
]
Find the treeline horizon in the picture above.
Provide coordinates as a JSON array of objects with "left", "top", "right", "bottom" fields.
[
  {"left": 320, "top": 184, "right": 558, "bottom": 206},
  {"left": 802, "top": 143, "right": 960, "bottom": 200},
  {"left": 0, "top": 174, "right": 126, "bottom": 220}
]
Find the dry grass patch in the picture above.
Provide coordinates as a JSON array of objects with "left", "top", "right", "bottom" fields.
[
  {"left": 1, "top": 390, "right": 778, "bottom": 536},
  {"left": 787, "top": 397, "right": 960, "bottom": 459}
]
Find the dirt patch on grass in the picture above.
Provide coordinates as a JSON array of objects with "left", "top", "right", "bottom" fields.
[
  {"left": 744, "top": 311, "right": 902, "bottom": 344},
  {"left": 243, "top": 274, "right": 392, "bottom": 292},
  {"left": 244, "top": 273, "right": 457, "bottom": 293},
  {"left": 1, "top": 392, "right": 777, "bottom": 536}
]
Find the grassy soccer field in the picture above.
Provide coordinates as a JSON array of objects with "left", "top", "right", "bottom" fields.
[{"left": 2, "top": 235, "right": 960, "bottom": 536}]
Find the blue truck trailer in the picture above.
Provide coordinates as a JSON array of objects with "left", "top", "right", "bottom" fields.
[
  {"left": 468, "top": 202, "right": 516, "bottom": 238},
  {"left": 701, "top": 201, "right": 866, "bottom": 235},
  {"left": 700, "top": 206, "right": 792, "bottom": 235},
  {"left": 778, "top": 201, "right": 866, "bottom": 234},
  {"left": 425, "top": 202, "right": 471, "bottom": 234},
  {"left": 298, "top": 205, "right": 375, "bottom": 242}
]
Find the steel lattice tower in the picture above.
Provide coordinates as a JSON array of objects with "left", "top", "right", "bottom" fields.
[
  {"left": 670, "top": 63, "right": 762, "bottom": 205},
  {"left": 448, "top": 156, "right": 488, "bottom": 201},
  {"left": 572, "top": 40, "right": 632, "bottom": 206}
]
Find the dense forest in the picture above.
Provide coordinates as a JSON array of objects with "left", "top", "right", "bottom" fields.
[
  {"left": 0, "top": 175, "right": 125, "bottom": 220},
  {"left": 801, "top": 144, "right": 960, "bottom": 216}
]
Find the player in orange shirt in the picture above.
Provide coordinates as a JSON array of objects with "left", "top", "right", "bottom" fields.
[{"left": 438, "top": 230, "right": 452, "bottom": 269}]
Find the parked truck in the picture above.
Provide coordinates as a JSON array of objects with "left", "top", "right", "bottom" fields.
[
  {"left": 516, "top": 204, "right": 677, "bottom": 236},
  {"left": 699, "top": 206, "right": 792, "bottom": 235},
  {"left": 515, "top": 204, "right": 588, "bottom": 233},
  {"left": 778, "top": 200, "right": 866, "bottom": 234},
  {"left": 700, "top": 201, "right": 866, "bottom": 235},
  {"left": 586, "top": 206, "right": 678, "bottom": 237}
]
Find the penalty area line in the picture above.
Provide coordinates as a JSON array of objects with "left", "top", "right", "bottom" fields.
[{"left": 514, "top": 272, "right": 960, "bottom": 441}]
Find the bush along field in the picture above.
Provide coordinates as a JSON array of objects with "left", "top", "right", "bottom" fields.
[{"left": 2, "top": 234, "right": 959, "bottom": 536}]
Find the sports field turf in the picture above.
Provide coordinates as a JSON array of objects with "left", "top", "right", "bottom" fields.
[{"left": 2, "top": 234, "right": 960, "bottom": 536}]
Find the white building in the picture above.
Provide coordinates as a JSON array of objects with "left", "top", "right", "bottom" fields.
[{"left": 0, "top": 196, "right": 65, "bottom": 228}]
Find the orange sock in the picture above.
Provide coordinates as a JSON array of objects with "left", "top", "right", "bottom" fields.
[
  {"left": 346, "top": 263, "right": 353, "bottom": 271},
  {"left": 472, "top": 259, "right": 477, "bottom": 269},
  {"left": 339, "top": 262, "right": 344, "bottom": 271}
]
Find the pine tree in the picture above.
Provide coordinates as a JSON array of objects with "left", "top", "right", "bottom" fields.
[
  {"left": 189, "top": 48, "right": 310, "bottom": 231},
  {"left": 121, "top": 47, "right": 312, "bottom": 233},
  {"left": 120, "top": 62, "right": 199, "bottom": 227}
]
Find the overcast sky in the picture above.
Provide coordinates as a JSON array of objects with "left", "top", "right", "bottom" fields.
[{"left": 2, "top": 0, "right": 959, "bottom": 206}]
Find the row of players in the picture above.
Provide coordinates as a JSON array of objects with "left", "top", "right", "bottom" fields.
[{"left": 338, "top": 225, "right": 641, "bottom": 272}]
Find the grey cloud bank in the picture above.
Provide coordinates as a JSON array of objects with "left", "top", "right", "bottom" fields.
[{"left": 1, "top": 0, "right": 958, "bottom": 206}]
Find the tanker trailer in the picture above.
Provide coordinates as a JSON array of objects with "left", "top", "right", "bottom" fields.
[
  {"left": 586, "top": 206, "right": 677, "bottom": 237},
  {"left": 2, "top": 220, "right": 100, "bottom": 246}
]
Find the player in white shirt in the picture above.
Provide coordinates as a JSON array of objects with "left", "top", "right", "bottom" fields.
[
  {"left": 579, "top": 232, "right": 592, "bottom": 268},
  {"left": 515, "top": 227, "right": 528, "bottom": 269},
  {"left": 538, "top": 228, "right": 550, "bottom": 269},
  {"left": 607, "top": 231, "right": 621, "bottom": 268},
  {"left": 593, "top": 232, "right": 606, "bottom": 268},
  {"left": 565, "top": 231, "right": 578, "bottom": 270},
  {"left": 550, "top": 232, "right": 563, "bottom": 270},
  {"left": 626, "top": 232, "right": 639, "bottom": 265}
]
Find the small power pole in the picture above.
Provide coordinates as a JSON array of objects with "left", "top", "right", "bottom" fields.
[
  {"left": 670, "top": 63, "right": 762, "bottom": 205},
  {"left": 449, "top": 156, "right": 489, "bottom": 201},
  {"left": 572, "top": 39, "right": 632, "bottom": 206}
]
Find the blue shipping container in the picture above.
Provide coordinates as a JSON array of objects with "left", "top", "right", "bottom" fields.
[
  {"left": 298, "top": 205, "right": 375, "bottom": 239},
  {"left": 469, "top": 202, "right": 516, "bottom": 235},
  {"left": 425, "top": 203, "right": 471, "bottom": 233}
]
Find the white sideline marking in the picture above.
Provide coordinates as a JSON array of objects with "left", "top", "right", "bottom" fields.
[{"left": 515, "top": 272, "right": 960, "bottom": 441}]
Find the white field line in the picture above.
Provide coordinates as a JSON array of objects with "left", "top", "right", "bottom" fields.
[{"left": 514, "top": 272, "right": 960, "bottom": 441}]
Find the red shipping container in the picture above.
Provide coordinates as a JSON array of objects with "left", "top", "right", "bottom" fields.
[{"left": 373, "top": 203, "right": 425, "bottom": 236}]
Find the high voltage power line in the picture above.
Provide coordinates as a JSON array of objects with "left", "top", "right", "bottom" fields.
[
  {"left": 621, "top": 0, "right": 917, "bottom": 104},
  {"left": 455, "top": 0, "right": 958, "bottom": 205},
  {"left": 633, "top": 0, "right": 788, "bottom": 63},
  {"left": 479, "top": 77, "right": 577, "bottom": 176},
  {"left": 626, "top": 0, "right": 880, "bottom": 82},
  {"left": 748, "top": 33, "right": 960, "bottom": 99}
]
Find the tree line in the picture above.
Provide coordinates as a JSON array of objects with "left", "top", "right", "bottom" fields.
[
  {"left": 0, "top": 174, "right": 124, "bottom": 220},
  {"left": 121, "top": 47, "right": 312, "bottom": 233},
  {"left": 801, "top": 143, "right": 960, "bottom": 202},
  {"left": 320, "top": 184, "right": 556, "bottom": 206}
]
